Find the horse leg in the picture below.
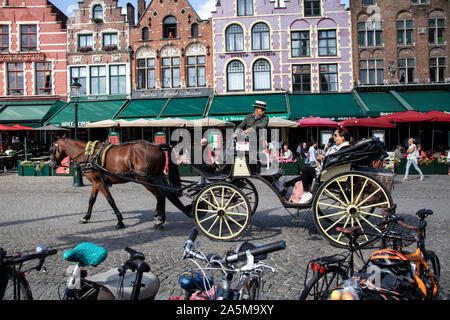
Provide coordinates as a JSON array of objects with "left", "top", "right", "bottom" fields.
[
  {"left": 98, "top": 183, "right": 125, "bottom": 229},
  {"left": 80, "top": 186, "right": 99, "bottom": 224},
  {"left": 145, "top": 186, "right": 166, "bottom": 229}
]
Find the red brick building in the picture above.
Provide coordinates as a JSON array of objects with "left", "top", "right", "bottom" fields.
[
  {"left": 0, "top": 0, "right": 68, "bottom": 100},
  {"left": 128, "top": 0, "right": 213, "bottom": 99},
  {"left": 350, "top": 0, "right": 449, "bottom": 85},
  {"left": 66, "top": 0, "right": 132, "bottom": 97}
]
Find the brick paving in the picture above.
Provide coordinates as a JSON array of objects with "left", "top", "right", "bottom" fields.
[{"left": 0, "top": 173, "right": 448, "bottom": 300}]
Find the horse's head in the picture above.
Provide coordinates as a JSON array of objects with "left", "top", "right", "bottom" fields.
[{"left": 49, "top": 139, "right": 67, "bottom": 169}]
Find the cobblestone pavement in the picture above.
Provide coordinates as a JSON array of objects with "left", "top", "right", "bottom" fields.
[{"left": 0, "top": 172, "right": 448, "bottom": 300}]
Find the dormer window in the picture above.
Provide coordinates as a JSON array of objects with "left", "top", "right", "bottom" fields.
[
  {"left": 92, "top": 5, "right": 103, "bottom": 20},
  {"left": 163, "top": 16, "right": 177, "bottom": 39}
]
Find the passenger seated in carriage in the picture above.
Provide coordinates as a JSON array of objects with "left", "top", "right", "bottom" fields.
[{"left": 294, "top": 129, "right": 352, "bottom": 204}]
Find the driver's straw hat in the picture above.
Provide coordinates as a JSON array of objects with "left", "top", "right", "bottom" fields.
[{"left": 253, "top": 100, "right": 267, "bottom": 110}]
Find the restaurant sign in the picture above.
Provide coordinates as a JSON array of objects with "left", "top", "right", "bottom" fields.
[{"left": 0, "top": 53, "right": 46, "bottom": 63}]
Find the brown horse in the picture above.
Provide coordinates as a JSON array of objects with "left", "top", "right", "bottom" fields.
[{"left": 49, "top": 137, "right": 182, "bottom": 229}]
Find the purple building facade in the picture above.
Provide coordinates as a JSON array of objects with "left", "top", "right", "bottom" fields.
[{"left": 212, "top": 0, "right": 353, "bottom": 94}]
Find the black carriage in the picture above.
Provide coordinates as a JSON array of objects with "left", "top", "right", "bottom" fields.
[{"left": 185, "top": 137, "right": 395, "bottom": 247}]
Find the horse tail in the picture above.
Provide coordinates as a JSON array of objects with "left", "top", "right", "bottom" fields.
[{"left": 159, "top": 144, "right": 181, "bottom": 188}]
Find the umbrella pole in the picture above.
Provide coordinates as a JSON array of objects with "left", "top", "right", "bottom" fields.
[
  {"left": 24, "top": 137, "right": 28, "bottom": 161},
  {"left": 431, "top": 122, "right": 434, "bottom": 151}
]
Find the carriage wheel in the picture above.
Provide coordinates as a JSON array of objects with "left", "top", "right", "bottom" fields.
[
  {"left": 230, "top": 178, "right": 258, "bottom": 216},
  {"left": 193, "top": 183, "right": 251, "bottom": 241},
  {"left": 312, "top": 171, "right": 393, "bottom": 248}
]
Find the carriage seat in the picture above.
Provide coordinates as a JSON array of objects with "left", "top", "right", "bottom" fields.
[
  {"left": 322, "top": 137, "right": 387, "bottom": 171},
  {"left": 190, "top": 164, "right": 230, "bottom": 181},
  {"left": 260, "top": 168, "right": 284, "bottom": 179}
]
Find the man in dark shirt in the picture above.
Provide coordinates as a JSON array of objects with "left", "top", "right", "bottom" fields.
[{"left": 233, "top": 100, "right": 269, "bottom": 138}]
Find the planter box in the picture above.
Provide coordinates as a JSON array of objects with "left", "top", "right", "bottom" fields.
[
  {"left": 279, "top": 162, "right": 300, "bottom": 175},
  {"left": 395, "top": 159, "right": 447, "bottom": 175},
  {"left": 22, "top": 165, "right": 36, "bottom": 176},
  {"left": 36, "top": 164, "right": 52, "bottom": 176}
]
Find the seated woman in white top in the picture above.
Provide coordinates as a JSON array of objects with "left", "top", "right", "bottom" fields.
[
  {"left": 298, "top": 129, "right": 351, "bottom": 204},
  {"left": 280, "top": 144, "right": 294, "bottom": 161}
]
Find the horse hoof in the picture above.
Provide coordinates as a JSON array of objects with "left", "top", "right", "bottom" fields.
[
  {"left": 116, "top": 222, "right": 125, "bottom": 229},
  {"left": 80, "top": 218, "right": 89, "bottom": 224},
  {"left": 154, "top": 223, "right": 164, "bottom": 229}
]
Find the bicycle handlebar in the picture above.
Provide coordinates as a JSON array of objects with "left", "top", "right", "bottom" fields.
[
  {"left": 183, "top": 228, "right": 286, "bottom": 265},
  {"left": 0, "top": 247, "right": 57, "bottom": 269},
  {"left": 123, "top": 247, "right": 150, "bottom": 273}
]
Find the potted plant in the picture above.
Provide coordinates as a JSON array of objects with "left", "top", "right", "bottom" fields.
[
  {"left": 18, "top": 160, "right": 36, "bottom": 176},
  {"left": 78, "top": 46, "right": 93, "bottom": 53},
  {"left": 102, "top": 45, "right": 117, "bottom": 52}
]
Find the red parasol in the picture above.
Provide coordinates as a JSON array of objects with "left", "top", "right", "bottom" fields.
[
  {"left": 376, "top": 111, "right": 435, "bottom": 123},
  {"left": 10, "top": 124, "right": 35, "bottom": 130},
  {"left": 338, "top": 117, "right": 396, "bottom": 128},
  {"left": 0, "top": 124, "right": 15, "bottom": 131},
  {"left": 424, "top": 111, "right": 450, "bottom": 122},
  {"left": 296, "top": 116, "right": 338, "bottom": 127}
]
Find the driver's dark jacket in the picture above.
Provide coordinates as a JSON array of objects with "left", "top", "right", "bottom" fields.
[{"left": 235, "top": 113, "right": 269, "bottom": 134}]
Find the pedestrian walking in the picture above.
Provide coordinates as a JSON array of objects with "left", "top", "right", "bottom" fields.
[{"left": 403, "top": 138, "right": 424, "bottom": 181}]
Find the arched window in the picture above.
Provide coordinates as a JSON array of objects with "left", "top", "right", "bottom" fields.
[
  {"left": 227, "top": 60, "right": 245, "bottom": 92},
  {"left": 252, "top": 23, "right": 270, "bottom": 50},
  {"left": 142, "top": 27, "right": 149, "bottom": 41},
  {"left": 92, "top": 5, "right": 103, "bottom": 20},
  {"left": 163, "top": 16, "right": 177, "bottom": 39},
  {"left": 237, "top": 0, "right": 253, "bottom": 16},
  {"left": 225, "top": 24, "right": 244, "bottom": 52},
  {"left": 191, "top": 23, "right": 199, "bottom": 37},
  {"left": 253, "top": 59, "right": 271, "bottom": 91}
]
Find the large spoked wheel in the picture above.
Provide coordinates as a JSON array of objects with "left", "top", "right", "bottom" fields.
[
  {"left": 193, "top": 182, "right": 251, "bottom": 241},
  {"left": 313, "top": 171, "right": 393, "bottom": 248},
  {"left": 230, "top": 178, "right": 258, "bottom": 216}
]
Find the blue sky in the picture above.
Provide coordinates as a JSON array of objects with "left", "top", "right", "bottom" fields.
[{"left": 51, "top": 0, "right": 349, "bottom": 20}]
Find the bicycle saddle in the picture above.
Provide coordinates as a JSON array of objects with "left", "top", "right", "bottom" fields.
[
  {"left": 63, "top": 242, "right": 108, "bottom": 267},
  {"left": 416, "top": 209, "right": 433, "bottom": 219}
]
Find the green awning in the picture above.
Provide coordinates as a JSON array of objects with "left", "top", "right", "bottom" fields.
[
  {"left": 48, "top": 99, "right": 127, "bottom": 127},
  {"left": 116, "top": 98, "right": 167, "bottom": 119},
  {"left": 289, "top": 93, "right": 364, "bottom": 120},
  {"left": 0, "top": 100, "right": 66, "bottom": 126},
  {"left": 159, "top": 97, "right": 208, "bottom": 119},
  {"left": 208, "top": 93, "right": 288, "bottom": 120},
  {"left": 356, "top": 92, "right": 408, "bottom": 117},
  {"left": 396, "top": 91, "right": 450, "bottom": 112}
]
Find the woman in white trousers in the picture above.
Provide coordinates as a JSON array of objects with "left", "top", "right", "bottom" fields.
[{"left": 403, "top": 138, "right": 424, "bottom": 181}]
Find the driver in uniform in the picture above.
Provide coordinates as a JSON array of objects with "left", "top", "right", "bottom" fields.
[{"left": 233, "top": 100, "right": 269, "bottom": 174}]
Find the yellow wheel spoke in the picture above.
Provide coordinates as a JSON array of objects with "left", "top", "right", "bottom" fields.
[
  {"left": 200, "top": 197, "right": 218, "bottom": 210},
  {"left": 223, "top": 217, "right": 234, "bottom": 236},
  {"left": 207, "top": 216, "right": 220, "bottom": 233},
  {"left": 199, "top": 214, "right": 218, "bottom": 224},
  {"left": 223, "top": 191, "right": 237, "bottom": 210},
  {"left": 359, "top": 210, "right": 384, "bottom": 219},
  {"left": 224, "top": 211, "right": 248, "bottom": 216},
  {"left": 324, "top": 189, "right": 348, "bottom": 207},
  {"left": 221, "top": 187, "right": 225, "bottom": 207},
  {"left": 356, "top": 187, "right": 382, "bottom": 208},
  {"left": 336, "top": 180, "right": 350, "bottom": 205},
  {"left": 218, "top": 218, "right": 223, "bottom": 238},
  {"left": 225, "top": 215, "right": 244, "bottom": 229},
  {"left": 324, "top": 214, "right": 347, "bottom": 233},
  {"left": 318, "top": 210, "right": 347, "bottom": 220},
  {"left": 358, "top": 214, "right": 382, "bottom": 233},
  {"left": 355, "top": 178, "right": 369, "bottom": 205},
  {"left": 210, "top": 189, "right": 220, "bottom": 208},
  {"left": 355, "top": 218, "right": 369, "bottom": 242},
  {"left": 359, "top": 202, "right": 389, "bottom": 211},
  {"left": 226, "top": 201, "right": 246, "bottom": 211},
  {"left": 318, "top": 202, "right": 347, "bottom": 210},
  {"left": 351, "top": 176, "right": 354, "bottom": 204},
  {"left": 197, "top": 209, "right": 218, "bottom": 213}
]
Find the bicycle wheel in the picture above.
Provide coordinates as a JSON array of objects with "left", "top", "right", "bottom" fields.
[
  {"left": 421, "top": 251, "right": 441, "bottom": 299},
  {"left": 313, "top": 171, "right": 393, "bottom": 248},
  {"left": 0, "top": 268, "right": 33, "bottom": 300},
  {"left": 299, "top": 266, "right": 346, "bottom": 300}
]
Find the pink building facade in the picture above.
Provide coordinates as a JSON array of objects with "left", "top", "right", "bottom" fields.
[{"left": 0, "top": 0, "right": 68, "bottom": 100}]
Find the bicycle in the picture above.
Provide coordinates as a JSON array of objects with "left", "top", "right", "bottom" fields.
[
  {"left": 170, "top": 228, "right": 286, "bottom": 300},
  {"left": 299, "top": 205, "right": 440, "bottom": 300},
  {"left": 0, "top": 246, "right": 57, "bottom": 300},
  {"left": 60, "top": 242, "right": 160, "bottom": 300}
]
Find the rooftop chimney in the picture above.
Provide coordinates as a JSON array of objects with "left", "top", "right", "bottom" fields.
[
  {"left": 127, "top": 3, "right": 135, "bottom": 25},
  {"left": 138, "top": 0, "right": 146, "bottom": 21}
]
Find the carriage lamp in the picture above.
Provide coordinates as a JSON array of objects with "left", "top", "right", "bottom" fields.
[{"left": 71, "top": 78, "right": 84, "bottom": 187}]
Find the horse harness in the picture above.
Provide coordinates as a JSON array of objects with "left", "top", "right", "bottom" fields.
[{"left": 82, "top": 140, "right": 156, "bottom": 186}]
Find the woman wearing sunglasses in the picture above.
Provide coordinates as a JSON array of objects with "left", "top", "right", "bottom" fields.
[{"left": 298, "top": 129, "right": 351, "bottom": 204}]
